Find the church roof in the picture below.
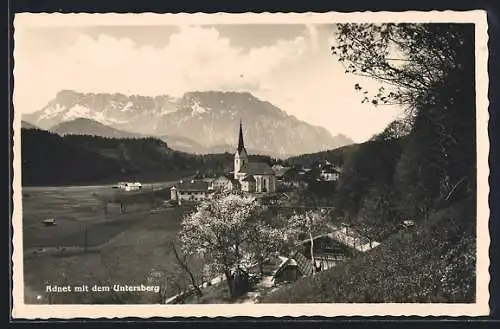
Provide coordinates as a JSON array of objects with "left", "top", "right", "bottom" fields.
[
  {"left": 240, "top": 162, "right": 274, "bottom": 175},
  {"left": 236, "top": 120, "right": 247, "bottom": 155}
]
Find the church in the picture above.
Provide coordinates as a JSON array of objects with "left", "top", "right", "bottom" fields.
[{"left": 233, "top": 121, "right": 276, "bottom": 193}]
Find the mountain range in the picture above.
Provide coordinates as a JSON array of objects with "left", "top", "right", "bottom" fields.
[{"left": 23, "top": 90, "right": 354, "bottom": 157}]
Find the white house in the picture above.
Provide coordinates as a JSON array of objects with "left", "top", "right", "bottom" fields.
[
  {"left": 115, "top": 182, "right": 142, "bottom": 191},
  {"left": 319, "top": 167, "right": 341, "bottom": 181}
]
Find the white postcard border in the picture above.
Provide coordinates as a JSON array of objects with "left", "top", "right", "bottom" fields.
[{"left": 11, "top": 10, "right": 490, "bottom": 319}]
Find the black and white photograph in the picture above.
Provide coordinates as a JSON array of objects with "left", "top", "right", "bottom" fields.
[{"left": 11, "top": 11, "right": 490, "bottom": 318}]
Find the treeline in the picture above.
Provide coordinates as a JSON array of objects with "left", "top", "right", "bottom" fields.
[
  {"left": 285, "top": 143, "right": 359, "bottom": 168},
  {"left": 20, "top": 129, "right": 273, "bottom": 186}
]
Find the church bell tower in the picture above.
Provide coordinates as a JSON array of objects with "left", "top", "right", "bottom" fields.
[{"left": 234, "top": 120, "right": 248, "bottom": 179}]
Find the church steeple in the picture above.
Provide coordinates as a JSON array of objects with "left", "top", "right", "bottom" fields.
[
  {"left": 237, "top": 119, "right": 246, "bottom": 154},
  {"left": 234, "top": 119, "right": 248, "bottom": 180}
]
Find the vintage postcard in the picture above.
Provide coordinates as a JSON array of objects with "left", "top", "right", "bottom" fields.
[{"left": 11, "top": 11, "right": 490, "bottom": 319}]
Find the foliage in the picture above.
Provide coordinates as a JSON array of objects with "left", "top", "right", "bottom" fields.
[
  {"left": 332, "top": 23, "right": 474, "bottom": 109},
  {"left": 332, "top": 22, "right": 475, "bottom": 223},
  {"left": 335, "top": 138, "right": 404, "bottom": 218},
  {"left": 21, "top": 129, "right": 268, "bottom": 186},
  {"left": 170, "top": 242, "right": 204, "bottom": 297},
  {"left": 178, "top": 192, "right": 288, "bottom": 298},
  {"left": 286, "top": 143, "right": 359, "bottom": 168},
  {"left": 288, "top": 210, "right": 330, "bottom": 273},
  {"left": 261, "top": 199, "right": 476, "bottom": 303}
]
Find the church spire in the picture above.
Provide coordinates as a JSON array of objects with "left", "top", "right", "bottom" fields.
[{"left": 237, "top": 119, "right": 246, "bottom": 154}]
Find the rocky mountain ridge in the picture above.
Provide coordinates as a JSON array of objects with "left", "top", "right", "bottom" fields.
[{"left": 23, "top": 90, "right": 354, "bottom": 157}]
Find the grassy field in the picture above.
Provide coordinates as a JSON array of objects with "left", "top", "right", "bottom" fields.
[{"left": 22, "top": 183, "right": 195, "bottom": 304}]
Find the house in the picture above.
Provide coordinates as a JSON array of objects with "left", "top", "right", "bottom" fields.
[
  {"left": 170, "top": 180, "right": 211, "bottom": 202},
  {"left": 273, "top": 252, "right": 313, "bottom": 284},
  {"left": 115, "top": 182, "right": 142, "bottom": 191},
  {"left": 273, "top": 233, "right": 353, "bottom": 284},
  {"left": 211, "top": 175, "right": 241, "bottom": 192},
  {"left": 319, "top": 166, "right": 341, "bottom": 181},
  {"left": 233, "top": 121, "right": 276, "bottom": 193},
  {"left": 296, "top": 233, "right": 352, "bottom": 269}
]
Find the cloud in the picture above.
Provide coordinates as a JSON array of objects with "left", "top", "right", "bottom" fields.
[
  {"left": 14, "top": 25, "right": 310, "bottom": 113},
  {"left": 306, "top": 24, "right": 319, "bottom": 51},
  {"left": 14, "top": 24, "right": 404, "bottom": 142}
]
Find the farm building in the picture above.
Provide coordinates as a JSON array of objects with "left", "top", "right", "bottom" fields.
[
  {"left": 273, "top": 253, "right": 313, "bottom": 284},
  {"left": 115, "top": 182, "right": 142, "bottom": 191},
  {"left": 273, "top": 233, "right": 354, "bottom": 284},
  {"left": 170, "top": 180, "right": 212, "bottom": 202},
  {"left": 210, "top": 175, "right": 241, "bottom": 192}
]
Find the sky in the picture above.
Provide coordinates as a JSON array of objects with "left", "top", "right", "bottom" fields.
[{"left": 14, "top": 21, "right": 405, "bottom": 143}]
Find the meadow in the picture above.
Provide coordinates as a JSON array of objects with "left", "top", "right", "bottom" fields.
[{"left": 21, "top": 183, "right": 194, "bottom": 304}]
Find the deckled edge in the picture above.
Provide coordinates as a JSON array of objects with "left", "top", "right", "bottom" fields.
[{"left": 10, "top": 10, "right": 491, "bottom": 319}]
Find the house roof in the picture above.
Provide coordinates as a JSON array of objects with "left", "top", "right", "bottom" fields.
[
  {"left": 213, "top": 175, "right": 241, "bottom": 187},
  {"left": 273, "top": 257, "right": 299, "bottom": 279},
  {"left": 293, "top": 252, "right": 314, "bottom": 276},
  {"left": 174, "top": 181, "right": 209, "bottom": 192},
  {"left": 240, "top": 161, "right": 274, "bottom": 175}
]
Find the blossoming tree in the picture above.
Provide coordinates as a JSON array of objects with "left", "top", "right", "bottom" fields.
[{"left": 179, "top": 192, "right": 286, "bottom": 298}]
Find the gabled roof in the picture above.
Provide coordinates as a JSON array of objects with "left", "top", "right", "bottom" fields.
[
  {"left": 273, "top": 257, "right": 299, "bottom": 279},
  {"left": 240, "top": 162, "right": 274, "bottom": 175},
  {"left": 174, "top": 181, "right": 209, "bottom": 192},
  {"left": 213, "top": 175, "right": 241, "bottom": 186},
  {"left": 293, "top": 252, "right": 314, "bottom": 276}
]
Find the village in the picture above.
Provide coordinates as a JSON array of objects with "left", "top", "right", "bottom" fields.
[
  {"left": 169, "top": 121, "right": 342, "bottom": 205},
  {"left": 25, "top": 120, "right": 415, "bottom": 305},
  {"left": 147, "top": 121, "right": 390, "bottom": 304}
]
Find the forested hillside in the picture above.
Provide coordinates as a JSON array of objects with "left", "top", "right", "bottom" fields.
[
  {"left": 21, "top": 129, "right": 271, "bottom": 186},
  {"left": 262, "top": 23, "right": 477, "bottom": 303},
  {"left": 285, "top": 143, "right": 360, "bottom": 168}
]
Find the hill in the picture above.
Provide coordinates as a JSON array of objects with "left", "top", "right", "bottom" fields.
[
  {"left": 20, "top": 129, "right": 275, "bottom": 186},
  {"left": 50, "top": 118, "right": 142, "bottom": 138},
  {"left": 48, "top": 118, "right": 227, "bottom": 155},
  {"left": 260, "top": 198, "right": 476, "bottom": 303},
  {"left": 23, "top": 90, "right": 354, "bottom": 157},
  {"left": 20, "top": 129, "right": 218, "bottom": 186},
  {"left": 21, "top": 120, "right": 40, "bottom": 130},
  {"left": 285, "top": 143, "right": 361, "bottom": 167}
]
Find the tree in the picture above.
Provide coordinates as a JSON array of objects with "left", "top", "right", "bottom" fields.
[
  {"left": 288, "top": 210, "right": 330, "bottom": 274},
  {"left": 333, "top": 23, "right": 476, "bottom": 217},
  {"left": 179, "top": 192, "right": 283, "bottom": 298},
  {"left": 332, "top": 23, "right": 474, "bottom": 110},
  {"left": 170, "top": 242, "right": 203, "bottom": 297}
]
